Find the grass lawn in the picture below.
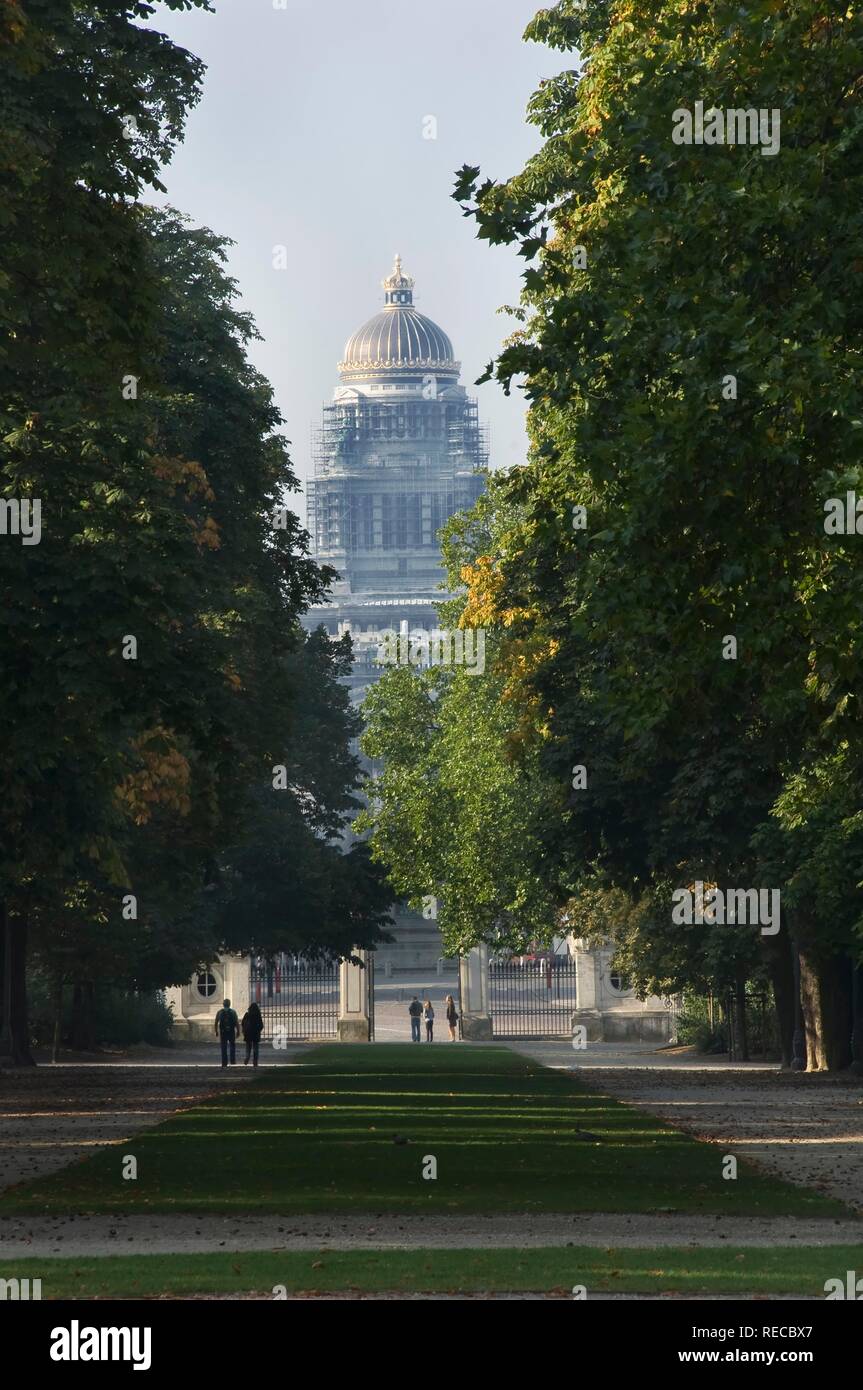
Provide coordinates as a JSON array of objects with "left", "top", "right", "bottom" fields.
[
  {"left": 5, "top": 1245, "right": 862, "bottom": 1299},
  {"left": 0, "top": 1045, "right": 849, "bottom": 1217}
]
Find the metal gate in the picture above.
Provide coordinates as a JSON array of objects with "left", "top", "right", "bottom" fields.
[
  {"left": 249, "top": 955, "right": 339, "bottom": 1040},
  {"left": 489, "top": 957, "right": 578, "bottom": 1039}
]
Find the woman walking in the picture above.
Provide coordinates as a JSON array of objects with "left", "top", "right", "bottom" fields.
[
  {"left": 445, "top": 994, "right": 458, "bottom": 1041},
  {"left": 423, "top": 998, "right": 435, "bottom": 1042},
  {"left": 241, "top": 1000, "right": 264, "bottom": 1067}
]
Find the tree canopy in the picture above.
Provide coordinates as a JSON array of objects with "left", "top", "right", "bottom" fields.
[
  {"left": 437, "top": 0, "right": 863, "bottom": 1067},
  {"left": 0, "top": 1, "right": 391, "bottom": 1060}
]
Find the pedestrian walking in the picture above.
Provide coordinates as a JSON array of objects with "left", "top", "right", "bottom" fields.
[
  {"left": 215, "top": 997, "right": 240, "bottom": 1067},
  {"left": 408, "top": 995, "right": 423, "bottom": 1043},
  {"left": 445, "top": 994, "right": 459, "bottom": 1041},
  {"left": 241, "top": 1000, "right": 264, "bottom": 1067},
  {"left": 423, "top": 998, "right": 435, "bottom": 1042}
]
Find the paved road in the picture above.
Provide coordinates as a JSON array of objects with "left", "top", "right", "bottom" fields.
[{"left": 372, "top": 972, "right": 458, "bottom": 1042}]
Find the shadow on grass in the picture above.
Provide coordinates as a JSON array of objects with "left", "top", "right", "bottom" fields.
[{"left": 0, "top": 1045, "right": 850, "bottom": 1218}]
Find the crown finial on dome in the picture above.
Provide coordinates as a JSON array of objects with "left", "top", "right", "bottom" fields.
[{"left": 383, "top": 253, "right": 414, "bottom": 305}]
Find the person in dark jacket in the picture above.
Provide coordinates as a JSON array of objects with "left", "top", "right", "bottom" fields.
[
  {"left": 408, "top": 996, "right": 423, "bottom": 1043},
  {"left": 214, "top": 998, "right": 239, "bottom": 1067},
  {"left": 445, "top": 994, "right": 459, "bottom": 1042},
  {"left": 241, "top": 1001, "right": 264, "bottom": 1067}
]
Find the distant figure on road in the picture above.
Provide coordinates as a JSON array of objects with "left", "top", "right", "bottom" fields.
[
  {"left": 215, "top": 997, "right": 240, "bottom": 1067},
  {"left": 408, "top": 995, "right": 423, "bottom": 1043},
  {"left": 423, "top": 998, "right": 435, "bottom": 1042},
  {"left": 241, "top": 1001, "right": 264, "bottom": 1067},
  {"left": 445, "top": 994, "right": 458, "bottom": 1041}
]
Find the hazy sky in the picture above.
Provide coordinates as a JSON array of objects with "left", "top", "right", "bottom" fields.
[{"left": 145, "top": 0, "right": 563, "bottom": 503}]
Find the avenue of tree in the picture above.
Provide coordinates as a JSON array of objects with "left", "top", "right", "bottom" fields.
[
  {"left": 5, "top": 1, "right": 861, "bottom": 1074},
  {"left": 359, "top": 0, "right": 863, "bottom": 1071},
  {"left": 0, "top": 1, "right": 391, "bottom": 1063}
]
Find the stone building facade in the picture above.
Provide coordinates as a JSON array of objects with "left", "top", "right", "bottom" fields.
[
  {"left": 569, "top": 940, "right": 678, "bottom": 1043},
  {"left": 165, "top": 959, "right": 249, "bottom": 1041}
]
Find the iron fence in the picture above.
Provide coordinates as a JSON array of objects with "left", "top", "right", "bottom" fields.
[
  {"left": 489, "top": 957, "right": 578, "bottom": 1038},
  {"left": 249, "top": 955, "right": 339, "bottom": 1041}
]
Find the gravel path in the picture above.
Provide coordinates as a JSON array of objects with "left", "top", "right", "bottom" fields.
[
  {"left": 0, "top": 1210, "right": 860, "bottom": 1258},
  {"left": 511, "top": 1046, "right": 863, "bottom": 1213},
  {"left": 0, "top": 1055, "right": 298, "bottom": 1193},
  {"left": 2, "top": 1042, "right": 862, "bottom": 1260}
]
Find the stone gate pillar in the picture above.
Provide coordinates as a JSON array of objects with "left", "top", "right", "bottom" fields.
[
  {"left": 459, "top": 945, "right": 492, "bottom": 1040},
  {"left": 338, "top": 950, "right": 371, "bottom": 1042},
  {"left": 227, "top": 955, "right": 250, "bottom": 1021},
  {"left": 571, "top": 944, "right": 604, "bottom": 1042}
]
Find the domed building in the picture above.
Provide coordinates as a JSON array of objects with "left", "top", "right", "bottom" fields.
[
  {"left": 340, "top": 255, "right": 457, "bottom": 379},
  {"left": 304, "top": 256, "right": 488, "bottom": 969},
  {"left": 307, "top": 255, "right": 486, "bottom": 622}
]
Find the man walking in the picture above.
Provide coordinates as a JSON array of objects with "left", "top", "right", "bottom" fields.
[
  {"left": 215, "top": 997, "right": 240, "bottom": 1067},
  {"left": 408, "top": 995, "right": 423, "bottom": 1043}
]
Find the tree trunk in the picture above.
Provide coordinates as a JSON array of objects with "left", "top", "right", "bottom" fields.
[
  {"left": 3, "top": 907, "right": 35, "bottom": 1066},
  {"left": 70, "top": 980, "right": 97, "bottom": 1052},
  {"left": 799, "top": 948, "right": 852, "bottom": 1071},
  {"left": 51, "top": 977, "right": 64, "bottom": 1064},
  {"left": 790, "top": 941, "right": 807, "bottom": 1070},
  {"left": 723, "top": 991, "right": 734, "bottom": 1059},
  {"left": 0, "top": 900, "right": 10, "bottom": 1059},
  {"left": 733, "top": 969, "right": 748, "bottom": 1062},
  {"left": 765, "top": 933, "right": 796, "bottom": 1069},
  {"left": 851, "top": 964, "right": 863, "bottom": 1075},
  {"left": 826, "top": 954, "right": 853, "bottom": 1069}
]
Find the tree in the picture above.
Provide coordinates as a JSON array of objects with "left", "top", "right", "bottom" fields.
[
  {"left": 357, "top": 486, "right": 559, "bottom": 958},
  {"left": 0, "top": 4, "right": 344, "bottom": 1059},
  {"left": 450, "top": 0, "right": 863, "bottom": 1067},
  {"left": 215, "top": 628, "right": 394, "bottom": 962},
  {"left": 1, "top": 0, "right": 215, "bottom": 1060}
]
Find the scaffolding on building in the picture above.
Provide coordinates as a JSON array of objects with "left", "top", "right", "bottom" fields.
[
  {"left": 313, "top": 395, "right": 488, "bottom": 474},
  {"left": 308, "top": 393, "right": 488, "bottom": 559}
]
